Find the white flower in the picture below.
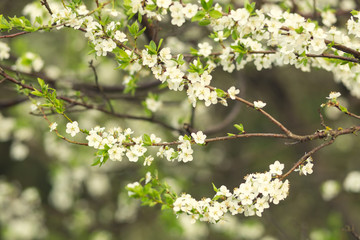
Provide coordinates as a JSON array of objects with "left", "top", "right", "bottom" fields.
[
  {"left": 269, "top": 161, "right": 284, "bottom": 175},
  {"left": 326, "top": 92, "right": 341, "bottom": 99},
  {"left": 144, "top": 156, "right": 154, "bottom": 166},
  {"left": 227, "top": 86, "right": 240, "bottom": 100},
  {"left": 114, "top": 31, "right": 128, "bottom": 42},
  {"left": 183, "top": 4, "right": 198, "bottom": 19},
  {"left": 108, "top": 145, "right": 124, "bottom": 161},
  {"left": 230, "top": 8, "right": 250, "bottom": 24},
  {"left": 216, "top": 185, "right": 232, "bottom": 197},
  {"left": 198, "top": 42, "right": 213, "bottom": 57},
  {"left": 191, "top": 131, "right": 207, "bottom": 144},
  {"left": 159, "top": 47, "right": 172, "bottom": 61},
  {"left": 171, "top": 12, "right": 186, "bottom": 27},
  {"left": 150, "top": 134, "right": 161, "bottom": 143},
  {"left": 295, "top": 157, "right": 314, "bottom": 175},
  {"left": 102, "top": 39, "right": 116, "bottom": 52},
  {"left": 142, "top": 49, "right": 158, "bottom": 67},
  {"left": 66, "top": 121, "right": 80, "bottom": 137},
  {"left": 49, "top": 122, "right": 57, "bottom": 132},
  {"left": 86, "top": 133, "right": 102, "bottom": 149},
  {"left": 157, "top": 0, "right": 171, "bottom": 9},
  {"left": 77, "top": 5, "right": 89, "bottom": 15},
  {"left": 253, "top": 100, "right": 266, "bottom": 109},
  {"left": 126, "top": 150, "right": 139, "bottom": 162}
]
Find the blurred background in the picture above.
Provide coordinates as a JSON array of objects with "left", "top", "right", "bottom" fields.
[{"left": 1, "top": 0, "right": 360, "bottom": 240}]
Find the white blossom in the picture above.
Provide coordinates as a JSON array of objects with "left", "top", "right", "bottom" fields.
[
  {"left": 191, "top": 131, "right": 207, "bottom": 144},
  {"left": 253, "top": 100, "right": 266, "bottom": 109},
  {"left": 66, "top": 121, "right": 80, "bottom": 137}
]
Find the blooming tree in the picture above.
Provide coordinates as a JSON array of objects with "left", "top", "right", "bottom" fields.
[{"left": 1, "top": 0, "right": 360, "bottom": 239}]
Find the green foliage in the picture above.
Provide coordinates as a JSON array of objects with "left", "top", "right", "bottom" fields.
[
  {"left": 30, "top": 78, "right": 65, "bottom": 114},
  {"left": 127, "top": 21, "right": 146, "bottom": 39}
]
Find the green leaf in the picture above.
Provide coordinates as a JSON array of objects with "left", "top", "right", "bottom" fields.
[
  {"left": 199, "top": 19, "right": 211, "bottom": 26},
  {"left": 127, "top": 21, "right": 139, "bottom": 36},
  {"left": 212, "top": 183, "right": 218, "bottom": 192},
  {"left": 295, "top": 26, "right": 304, "bottom": 34},
  {"left": 234, "top": 123, "right": 244, "bottom": 133},
  {"left": 236, "top": 53, "right": 244, "bottom": 64},
  {"left": 117, "top": 48, "right": 129, "bottom": 59},
  {"left": 136, "top": 26, "right": 146, "bottom": 37},
  {"left": 215, "top": 89, "right": 227, "bottom": 98},
  {"left": 143, "top": 134, "right": 152, "bottom": 146},
  {"left": 191, "top": 11, "right": 206, "bottom": 22},
  {"left": 145, "top": 40, "right": 157, "bottom": 54},
  {"left": 30, "top": 90, "right": 43, "bottom": 97},
  {"left": 209, "top": 10, "right": 222, "bottom": 19},
  {"left": 146, "top": 4, "right": 157, "bottom": 11},
  {"left": 91, "top": 158, "right": 101, "bottom": 166},
  {"left": 244, "top": 0, "right": 256, "bottom": 14},
  {"left": 227, "top": 133, "right": 235, "bottom": 136},
  {"left": 351, "top": 10, "right": 359, "bottom": 16},
  {"left": 201, "top": 0, "right": 208, "bottom": 10},
  {"left": 339, "top": 105, "right": 348, "bottom": 113},
  {"left": 0, "top": 15, "right": 12, "bottom": 31},
  {"left": 157, "top": 38, "right": 163, "bottom": 51},
  {"left": 37, "top": 78, "right": 45, "bottom": 88}
]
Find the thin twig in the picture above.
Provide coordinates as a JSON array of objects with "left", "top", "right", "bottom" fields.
[
  {"left": 280, "top": 139, "right": 335, "bottom": 180},
  {"left": 0, "top": 68, "right": 181, "bottom": 132},
  {"left": 318, "top": 108, "right": 326, "bottom": 128},
  {"left": 0, "top": 31, "right": 30, "bottom": 39},
  {"left": 40, "top": 0, "right": 53, "bottom": 15},
  {"left": 38, "top": 107, "right": 88, "bottom": 146},
  {"left": 89, "top": 60, "right": 114, "bottom": 113}
]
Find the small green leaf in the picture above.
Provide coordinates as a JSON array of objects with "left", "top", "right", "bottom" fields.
[
  {"left": 37, "top": 78, "right": 45, "bottom": 88},
  {"left": 339, "top": 105, "right": 348, "bottom": 113},
  {"left": 351, "top": 10, "right": 359, "bottom": 16},
  {"left": 212, "top": 183, "right": 218, "bottom": 192},
  {"left": 209, "top": 10, "right": 222, "bottom": 19},
  {"left": 198, "top": 19, "right": 211, "bottom": 26},
  {"left": 157, "top": 38, "right": 163, "bottom": 51},
  {"left": 30, "top": 90, "right": 43, "bottom": 97},
  {"left": 191, "top": 11, "right": 206, "bottom": 22},
  {"left": 215, "top": 89, "right": 227, "bottom": 98},
  {"left": 234, "top": 123, "right": 244, "bottom": 133},
  {"left": 295, "top": 26, "right": 304, "bottom": 34},
  {"left": 227, "top": 133, "right": 235, "bottom": 136},
  {"left": 143, "top": 134, "right": 152, "bottom": 146}
]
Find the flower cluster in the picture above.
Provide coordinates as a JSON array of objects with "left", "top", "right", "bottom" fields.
[
  {"left": 171, "top": 161, "right": 289, "bottom": 223},
  {"left": 86, "top": 126, "right": 152, "bottom": 163},
  {"left": 157, "top": 135, "right": 194, "bottom": 163}
]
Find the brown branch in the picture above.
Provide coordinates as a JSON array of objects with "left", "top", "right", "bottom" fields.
[
  {"left": 0, "top": 67, "right": 181, "bottom": 133},
  {"left": 40, "top": 0, "right": 53, "bottom": 15},
  {"left": 0, "top": 31, "right": 30, "bottom": 39},
  {"left": 280, "top": 138, "right": 335, "bottom": 180},
  {"left": 333, "top": 104, "right": 360, "bottom": 120},
  {"left": 38, "top": 107, "right": 88, "bottom": 146},
  {"left": 325, "top": 40, "right": 360, "bottom": 59}
]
